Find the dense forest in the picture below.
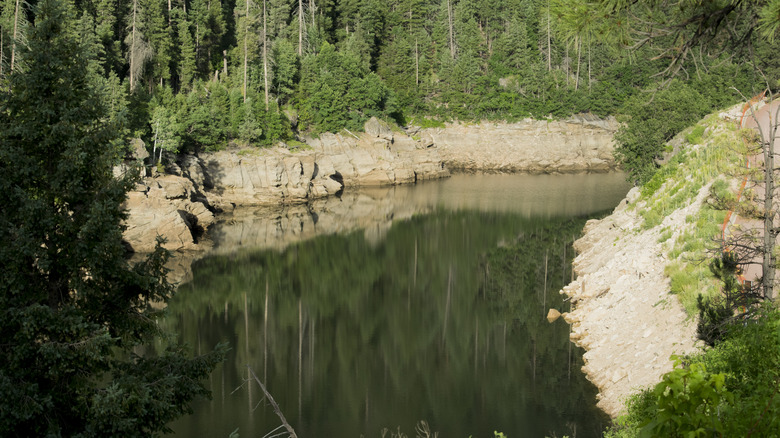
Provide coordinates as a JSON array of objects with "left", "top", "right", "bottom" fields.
[{"left": 1, "top": 0, "right": 775, "bottom": 164}]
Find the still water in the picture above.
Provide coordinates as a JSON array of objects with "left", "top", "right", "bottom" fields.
[{"left": 166, "top": 173, "right": 631, "bottom": 438}]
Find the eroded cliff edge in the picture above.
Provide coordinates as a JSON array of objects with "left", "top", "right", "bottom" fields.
[
  {"left": 559, "top": 187, "right": 699, "bottom": 418},
  {"left": 121, "top": 115, "right": 618, "bottom": 253},
  {"left": 555, "top": 104, "right": 752, "bottom": 419},
  {"left": 424, "top": 114, "right": 618, "bottom": 172}
]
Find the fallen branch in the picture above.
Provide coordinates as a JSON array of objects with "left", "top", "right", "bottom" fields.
[{"left": 248, "top": 366, "right": 298, "bottom": 438}]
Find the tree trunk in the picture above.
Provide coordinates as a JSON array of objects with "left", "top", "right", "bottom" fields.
[
  {"left": 588, "top": 33, "right": 592, "bottom": 91},
  {"left": 447, "top": 0, "right": 454, "bottom": 59},
  {"left": 10, "top": 0, "right": 20, "bottom": 73},
  {"left": 1, "top": 29, "right": 5, "bottom": 79},
  {"left": 575, "top": 37, "right": 581, "bottom": 91},
  {"left": 263, "top": 0, "right": 269, "bottom": 110},
  {"left": 243, "top": 0, "right": 249, "bottom": 102},
  {"left": 546, "top": 0, "right": 551, "bottom": 72},
  {"left": 298, "top": 0, "right": 303, "bottom": 56},
  {"left": 130, "top": 0, "right": 138, "bottom": 91},
  {"left": 415, "top": 37, "right": 419, "bottom": 86},
  {"left": 763, "top": 104, "right": 778, "bottom": 300}
]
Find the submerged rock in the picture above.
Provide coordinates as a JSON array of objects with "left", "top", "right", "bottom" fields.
[{"left": 546, "top": 308, "right": 562, "bottom": 323}]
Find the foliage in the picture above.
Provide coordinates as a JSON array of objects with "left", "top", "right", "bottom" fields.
[
  {"left": 614, "top": 81, "right": 711, "bottom": 185},
  {"left": 613, "top": 307, "right": 780, "bottom": 438},
  {"left": 409, "top": 115, "right": 446, "bottom": 129},
  {"left": 627, "top": 112, "right": 746, "bottom": 314},
  {"left": 696, "top": 250, "right": 764, "bottom": 346},
  {"left": 297, "top": 41, "right": 399, "bottom": 133},
  {"left": 4, "top": 0, "right": 770, "bottom": 155},
  {"left": 0, "top": 1, "right": 225, "bottom": 435},
  {"left": 639, "top": 359, "right": 731, "bottom": 438}
]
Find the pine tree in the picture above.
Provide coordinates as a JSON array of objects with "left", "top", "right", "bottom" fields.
[
  {"left": 191, "top": 0, "right": 226, "bottom": 78},
  {"left": 0, "top": 0, "right": 225, "bottom": 435},
  {"left": 143, "top": 0, "right": 174, "bottom": 87},
  {"left": 177, "top": 11, "right": 197, "bottom": 91},
  {"left": 94, "top": 0, "right": 121, "bottom": 75}
]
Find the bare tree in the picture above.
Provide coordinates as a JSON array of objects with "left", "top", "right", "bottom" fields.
[
  {"left": 263, "top": 0, "right": 269, "bottom": 110},
  {"left": 126, "top": 0, "right": 152, "bottom": 92},
  {"left": 10, "top": 0, "right": 20, "bottom": 73}
]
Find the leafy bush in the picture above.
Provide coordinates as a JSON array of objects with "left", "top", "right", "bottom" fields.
[
  {"left": 612, "top": 307, "right": 780, "bottom": 438},
  {"left": 614, "top": 80, "right": 711, "bottom": 185}
]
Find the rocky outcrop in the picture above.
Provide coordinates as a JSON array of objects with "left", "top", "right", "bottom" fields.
[
  {"left": 122, "top": 119, "right": 447, "bottom": 252},
  {"left": 422, "top": 114, "right": 618, "bottom": 173},
  {"left": 557, "top": 186, "right": 699, "bottom": 418},
  {"left": 198, "top": 121, "right": 448, "bottom": 209},
  {"left": 122, "top": 115, "right": 619, "bottom": 252},
  {"left": 123, "top": 174, "right": 215, "bottom": 252}
]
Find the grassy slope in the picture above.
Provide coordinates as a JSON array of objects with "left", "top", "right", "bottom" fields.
[{"left": 623, "top": 108, "right": 753, "bottom": 315}]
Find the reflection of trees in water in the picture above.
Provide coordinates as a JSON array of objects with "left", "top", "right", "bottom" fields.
[{"left": 165, "top": 210, "right": 610, "bottom": 438}]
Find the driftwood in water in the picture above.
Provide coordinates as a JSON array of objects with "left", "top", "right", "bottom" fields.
[{"left": 247, "top": 366, "right": 298, "bottom": 438}]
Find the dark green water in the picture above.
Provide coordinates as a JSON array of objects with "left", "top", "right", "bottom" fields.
[{"left": 165, "top": 173, "right": 630, "bottom": 438}]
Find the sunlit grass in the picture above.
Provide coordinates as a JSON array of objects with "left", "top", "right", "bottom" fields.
[{"left": 632, "top": 113, "right": 745, "bottom": 314}]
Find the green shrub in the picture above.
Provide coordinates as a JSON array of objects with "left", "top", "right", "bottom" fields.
[
  {"left": 615, "top": 81, "right": 710, "bottom": 185},
  {"left": 685, "top": 124, "right": 706, "bottom": 144},
  {"left": 615, "top": 308, "right": 780, "bottom": 437}
]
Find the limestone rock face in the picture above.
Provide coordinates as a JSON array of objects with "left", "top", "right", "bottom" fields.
[
  {"left": 122, "top": 127, "right": 448, "bottom": 252},
  {"left": 123, "top": 175, "right": 214, "bottom": 253},
  {"left": 122, "top": 116, "right": 621, "bottom": 253},
  {"left": 422, "top": 115, "right": 618, "bottom": 173},
  {"left": 558, "top": 186, "right": 700, "bottom": 418}
]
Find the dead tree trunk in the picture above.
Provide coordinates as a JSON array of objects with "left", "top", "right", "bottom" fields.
[
  {"left": 242, "top": 0, "right": 249, "bottom": 102},
  {"left": 447, "top": 0, "right": 454, "bottom": 59},
  {"left": 10, "top": 0, "right": 20, "bottom": 73},
  {"left": 263, "top": 0, "right": 269, "bottom": 110},
  {"left": 298, "top": 0, "right": 303, "bottom": 56}
]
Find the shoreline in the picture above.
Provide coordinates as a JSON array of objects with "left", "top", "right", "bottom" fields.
[
  {"left": 122, "top": 115, "right": 619, "bottom": 253},
  {"left": 559, "top": 187, "right": 700, "bottom": 418}
]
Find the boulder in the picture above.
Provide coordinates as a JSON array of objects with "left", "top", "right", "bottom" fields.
[
  {"left": 364, "top": 116, "right": 394, "bottom": 141},
  {"left": 130, "top": 138, "right": 149, "bottom": 161}
]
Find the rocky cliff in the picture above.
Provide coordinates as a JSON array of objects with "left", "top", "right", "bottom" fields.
[
  {"left": 122, "top": 117, "right": 447, "bottom": 252},
  {"left": 423, "top": 114, "right": 618, "bottom": 172},
  {"left": 122, "top": 115, "right": 618, "bottom": 253}
]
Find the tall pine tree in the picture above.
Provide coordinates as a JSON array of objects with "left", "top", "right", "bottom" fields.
[{"left": 0, "top": 0, "right": 225, "bottom": 435}]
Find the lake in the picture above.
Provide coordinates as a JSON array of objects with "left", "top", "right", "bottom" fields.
[{"left": 165, "top": 172, "right": 631, "bottom": 438}]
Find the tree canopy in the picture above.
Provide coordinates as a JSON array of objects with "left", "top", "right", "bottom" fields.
[
  {"left": 7, "top": 0, "right": 771, "bottom": 153},
  {"left": 0, "top": 0, "right": 224, "bottom": 435}
]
